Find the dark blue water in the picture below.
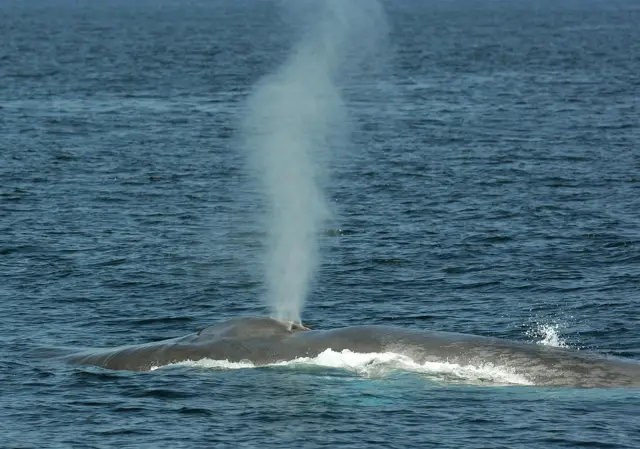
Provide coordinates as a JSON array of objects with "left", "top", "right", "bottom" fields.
[{"left": 2, "top": 0, "right": 639, "bottom": 447}]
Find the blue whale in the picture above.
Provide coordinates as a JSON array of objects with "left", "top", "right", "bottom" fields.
[{"left": 65, "top": 316, "right": 640, "bottom": 388}]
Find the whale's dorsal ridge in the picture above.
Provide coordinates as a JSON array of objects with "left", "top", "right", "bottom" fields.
[{"left": 196, "top": 316, "right": 308, "bottom": 339}]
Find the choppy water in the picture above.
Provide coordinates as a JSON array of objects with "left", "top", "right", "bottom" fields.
[{"left": 2, "top": 0, "right": 639, "bottom": 447}]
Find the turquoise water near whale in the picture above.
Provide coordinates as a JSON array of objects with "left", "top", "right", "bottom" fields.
[{"left": 2, "top": 0, "right": 640, "bottom": 447}]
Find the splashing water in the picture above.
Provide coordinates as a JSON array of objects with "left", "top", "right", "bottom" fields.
[
  {"left": 527, "top": 323, "right": 569, "bottom": 348},
  {"left": 158, "top": 349, "right": 532, "bottom": 386},
  {"left": 243, "top": 0, "right": 387, "bottom": 323}
]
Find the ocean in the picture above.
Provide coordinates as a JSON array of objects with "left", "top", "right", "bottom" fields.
[{"left": 1, "top": 0, "right": 639, "bottom": 447}]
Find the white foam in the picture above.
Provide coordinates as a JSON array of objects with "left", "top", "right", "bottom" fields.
[
  {"left": 151, "top": 359, "right": 256, "bottom": 371},
  {"left": 156, "top": 349, "right": 532, "bottom": 386},
  {"left": 276, "top": 349, "right": 532, "bottom": 385}
]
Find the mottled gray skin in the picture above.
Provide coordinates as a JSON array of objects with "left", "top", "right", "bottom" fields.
[{"left": 66, "top": 317, "right": 640, "bottom": 388}]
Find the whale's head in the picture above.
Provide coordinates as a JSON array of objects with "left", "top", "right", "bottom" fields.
[{"left": 196, "top": 316, "right": 310, "bottom": 340}]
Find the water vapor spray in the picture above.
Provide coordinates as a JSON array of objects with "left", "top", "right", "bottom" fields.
[{"left": 243, "top": 0, "right": 386, "bottom": 323}]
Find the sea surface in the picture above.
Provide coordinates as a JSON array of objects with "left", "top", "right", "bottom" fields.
[{"left": 2, "top": 0, "right": 639, "bottom": 447}]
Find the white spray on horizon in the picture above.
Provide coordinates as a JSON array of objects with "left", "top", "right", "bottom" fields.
[{"left": 242, "top": 0, "right": 387, "bottom": 323}]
